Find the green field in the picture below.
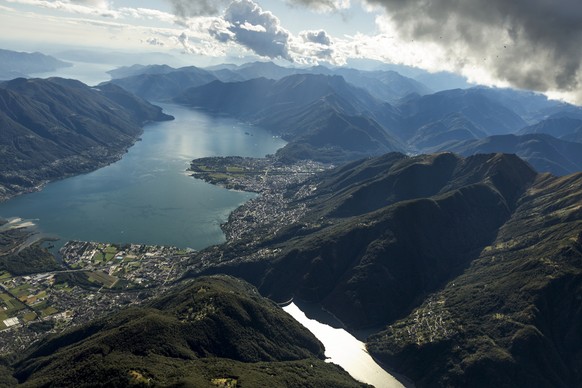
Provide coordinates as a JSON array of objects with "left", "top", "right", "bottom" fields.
[
  {"left": 54, "top": 283, "right": 73, "bottom": 292},
  {"left": 86, "top": 271, "right": 117, "bottom": 288},
  {"left": 226, "top": 166, "right": 244, "bottom": 173},
  {"left": 93, "top": 251, "right": 104, "bottom": 262},
  {"left": 208, "top": 173, "right": 230, "bottom": 181},
  {"left": 0, "top": 293, "right": 12, "bottom": 302},
  {"left": 10, "top": 284, "right": 32, "bottom": 298},
  {"left": 23, "top": 312, "right": 38, "bottom": 322},
  {"left": 3, "top": 297, "right": 25, "bottom": 312},
  {"left": 41, "top": 307, "right": 58, "bottom": 317},
  {"left": 104, "top": 246, "right": 118, "bottom": 254},
  {"left": 32, "top": 300, "right": 47, "bottom": 311}
]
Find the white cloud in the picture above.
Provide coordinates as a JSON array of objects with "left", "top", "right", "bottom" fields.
[
  {"left": 69, "top": 0, "right": 108, "bottom": 7},
  {"left": 118, "top": 7, "right": 176, "bottom": 24},
  {"left": 300, "top": 29, "right": 332, "bottom": 45},
  {"left": 209, "top": 0, "right": 293, "bottom": 61},
  {"left": 5, "top": 0, "right": 119, "bottom": 17},
  {"left": 174, "top": 31, "right": 227, "bottom": 56},
  {"left": 239, "top": 21, "right": 267, "bottom": 33},
  {"left": 291, "top": 29, "right": 341, "bottom": 64}
]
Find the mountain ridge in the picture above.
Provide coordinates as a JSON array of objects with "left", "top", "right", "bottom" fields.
[
  {"left": 0, "top": 77, "right": 172, "bottom": 201},
  {"left": 10, "top": 275, "right": 366, "bottom": 387},
  {"left": 0, "top": 49, "right": 71, "bottom": 80},
  {"left": 175, "top": 74, "right": 404, "bottom": 161},
  {"left": 182, "top": 151, "right": 582, "bottom": 387}
]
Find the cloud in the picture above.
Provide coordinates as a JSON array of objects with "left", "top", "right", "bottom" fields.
[
  {"left": 358, "top": 0, "right": 582, "bottom": 101},
  {"left": 6, "top": 0, "right": 185, "bottom": 25},
  {"left": 119, "top": 7, "right": 177, "bottom": 24},
  {"left": 69, "top": 0, "right": 108, "bottom": 7},
  {"left": 239, "top": 21, "right": 267, "bottom": 33},
  {"left": 177, "top": 32, "right": 191, "bottom": 49},
  {"left": 165, "top": 0, "right": 231, "bottom": 17},
  {"left": 209, "top": 0, "right": 293, "bottom": 61},
  {"left": 281, "top": 0, "right": 582, "bottom": 102},
  {"left": 292, "top": 29, "right": 339, "bottom": 64},
  {"left": 287, "top": 0, "right": 351, "bottom": 13},
  {"left": 300, "top": 29, "right": 332, "bottom": 45},
  {"left": 145, "top": 37, "right": 164, "bottom": 46},
  {"left": 174, "top": 31, "right": 227, "bottom": 56},
  {"left": 5, "top": 0, "right": 118, "bottom": 17}
]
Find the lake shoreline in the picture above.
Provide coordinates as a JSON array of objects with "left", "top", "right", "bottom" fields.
[{"left": 0, "top": 104, "right": 285, "bottom": 251}]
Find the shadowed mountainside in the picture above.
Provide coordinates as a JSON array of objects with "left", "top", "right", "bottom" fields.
[
  {"left": 185, "top": 152, "right": 582, "bottom": 387},
  {"left": 175, "top": 74, "right": 404, "bottom": 162},
  {"left": 108, "top": 66, "right": 218, "bottom": 102},
  {"left": 107, "top": 61, "right": 582, "bottom": 174},
  {"left": 0, "top": 77, "right": 173, "bottom": 201},
  {"left": 438, "top": 133, "right": 582, "bottom": 176},
  {"left": 367, "top": 171, "right": 582, "bottom": 387},
  {"left": 519, "top": 116, "right": 582, "bottom": 143},
  {"left": 10, "top": 275, "right": 366, "bottom": 387}
]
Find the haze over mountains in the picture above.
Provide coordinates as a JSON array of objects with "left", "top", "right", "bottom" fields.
[
  {"left": 0, "top": 49, "right": 71, "bottom": 80},
  {"left": 104, "top": 61, "right": 582, "bottom": 174}
]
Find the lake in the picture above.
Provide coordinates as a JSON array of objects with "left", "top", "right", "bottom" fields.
[
  {"left": 3, "top": 65, "right": 405, "bottom": 387},
  {"left": 0, "top": 103, "right": 285, "bottom": 250},
  {"left": 31, "top": 61, "right": 114, "bottom": 86}
]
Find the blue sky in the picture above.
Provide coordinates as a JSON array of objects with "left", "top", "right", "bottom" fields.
[{"left": 0, "top": 0, "right": 581, "bottom": 104}]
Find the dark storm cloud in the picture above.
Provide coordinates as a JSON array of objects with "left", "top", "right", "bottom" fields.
[
  {"left": 209, "top": 0, "right": 293, "bottom": 61},
  {"left": 364, "top": 0, "right": 582, "bottom": 96},
  {"left": 289, "top": 0, "right": 582, "bottom": 99}
]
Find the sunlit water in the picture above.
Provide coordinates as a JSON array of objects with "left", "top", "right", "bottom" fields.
[
  {"left": 283, "top": 303, "right": 405, "bottom": 388},
  {"left": 7, "top": 64, "right": 406, "bottom": 386},
  {"left": 0, "top": 104, "right": 285, "bottom": 250},
  {"left": 30, "top": 61, "right": 114, "bottom": 86}
]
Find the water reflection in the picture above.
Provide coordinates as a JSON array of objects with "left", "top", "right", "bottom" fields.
[
  {"left": 0, "top": 104, "right": 285, "bottom": 250},
  {"left": 283, "top": 302, "right": 405, "bottom": 388},
  {"left": 30, "top": 61, "right": 114, "bottom": 86}
]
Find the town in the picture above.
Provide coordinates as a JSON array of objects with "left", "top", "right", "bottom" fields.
[
  {"left": 0, "top": 156, "right": 326, "bottom": 355},
  {"left": 0, "top": 241, "right": 191, "bottom": 354},
  {"left": 189, "top": 156, "right": 327, "bottom": 241}
]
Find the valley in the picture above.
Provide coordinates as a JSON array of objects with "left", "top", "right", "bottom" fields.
[
  {"left": 2, "top": 0, "right": 582, "bottom": 385},
  {"left": 0, "top": 56, "right": 581, "bottom": 387}
]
